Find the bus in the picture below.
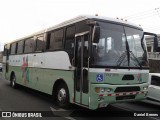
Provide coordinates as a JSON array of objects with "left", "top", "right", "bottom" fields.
[{"left": 2, "top": 15, "right": 158, "bottom": 110}]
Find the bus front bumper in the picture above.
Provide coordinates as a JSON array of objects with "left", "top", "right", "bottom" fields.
[{"left": 89, "top": 83, "right": 148, "bottom": 110}]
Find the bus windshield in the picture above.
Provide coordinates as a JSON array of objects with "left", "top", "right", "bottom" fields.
[{"left": 91, "top": 22, "right": 148, "bottom": 68}]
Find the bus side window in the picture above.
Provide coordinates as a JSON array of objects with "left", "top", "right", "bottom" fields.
[
  {"left": 17, "top": 40, "right": 24, "bottom": 54},
  {"left": 76, "top": 21, "right": 89, "bottom": 33},
  {"left": 35, "top": 35, "right": 44, "bottom": 52},
  {"left": 50, "top": 29, "right": 63, "bottom": 50},
  {"left": 46, "top": 33, "right": 51, "bottom": 50},
  {"left": 3, "top": 45, "right": 7, "bottom": 56},
  {"left": 65, "top": 25, "right": 75, "bottom": 64},
  {"left": 24, "top": 37, "right": 35, "bottom": 53},
  {"left": 10, "top": 42, "right": 17, "bottom": 55},
  {"left": 15, "top": 42, "right": 18, "bottom": 54}
]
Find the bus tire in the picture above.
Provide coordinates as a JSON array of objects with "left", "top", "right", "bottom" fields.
[
  {"left": 10, "top": 73, "right": 16, "bottom": 88},
  {"left": 56, "top": 83, "right": 69, "bottom": 108}
]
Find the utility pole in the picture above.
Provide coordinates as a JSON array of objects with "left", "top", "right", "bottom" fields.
[{"left": 155, "top": 7, "right": 160, "bottom": 17}]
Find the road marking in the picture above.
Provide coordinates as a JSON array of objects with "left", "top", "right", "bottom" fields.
[
  {"left": 64, "top": 117, "right": 76, "bottom": 120},
  {"left": 50, "top": 107, "right": 76, "bottom": 120},
  {"left": 150, "top": 117, "right": 160, "bottom": 120}
]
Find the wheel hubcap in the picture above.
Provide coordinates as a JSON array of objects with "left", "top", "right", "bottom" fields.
[
  {"left": 12, "top": 77, "right": 15, "bottom": 86},
  {"left": 58, "top": 88, "right": 66, "bottom": 103}
]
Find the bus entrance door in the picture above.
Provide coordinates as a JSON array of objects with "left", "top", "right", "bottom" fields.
[{"left": 74, "top": 31, "right": 89, "bottom": 107}]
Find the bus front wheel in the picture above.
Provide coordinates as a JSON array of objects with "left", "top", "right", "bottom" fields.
[
  {"left": 10, "top": 74, "right": 16, "bottom": 88},
  {"left": 56, "top": 83, "right": 69, "bottom": 108}
]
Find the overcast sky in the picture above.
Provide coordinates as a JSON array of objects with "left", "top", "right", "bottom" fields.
[{"left": 0, "top": 0, "right": 160, "bottom": 51}]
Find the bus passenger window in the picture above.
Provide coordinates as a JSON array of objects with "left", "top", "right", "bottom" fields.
[
  {"left": 3, "top": 45, "right": 7, "bottom": 56},
  {"left": 17, "top": 40, "right": 24, "bottom": 54},
  {"left": 46, "top": 33, "right": 51, "bottom": 50},
  {"left": 24, "top": 38, "right": 35, "bottom": 53},
  {"left": 65, "top": 25, "right": 75, "bottom": 63},
  {"left": 49, "top": 29, "right": 63, "bottom": 50},
  {"left": 35, "top": 35, "right": 44, "bottom": 51},
  {"left": 10, "top": 43, "right": 17, "bottom": 55},
  {"left": 15, "top": 43, "right": 18, "bottom": 54}
]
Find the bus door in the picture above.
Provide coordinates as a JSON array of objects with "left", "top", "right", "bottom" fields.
[{"left": 74, "top": 31, "right": 89, "bottom": 106}]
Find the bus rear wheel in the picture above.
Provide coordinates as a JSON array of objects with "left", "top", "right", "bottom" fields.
[
  {"left": 56, "top": 83, "right": 69, "bottom": 108},
  {"left": 10, "top": 74, "right": 16, "bottom": 88}
]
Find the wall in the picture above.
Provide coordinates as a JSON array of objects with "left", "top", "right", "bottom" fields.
[{"left": 149, "top": 59, "right": 160, "bottom": 73}]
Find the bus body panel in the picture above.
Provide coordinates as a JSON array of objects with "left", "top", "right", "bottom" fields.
[
  {"left": 88, "top": 69, "right": 149, "bottom": 109},
  {"left": 5, "top": 51, "right": 74, "bottom": 104},
  {"left": 89, "top": 68, "right": 149, "bottom": 84}
]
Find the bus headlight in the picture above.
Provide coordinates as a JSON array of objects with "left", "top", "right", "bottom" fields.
[
  {"left": 95, "top": 87, "right": 105, "bottom": 93},
  {"left": 143, "top": 86, "right": 148, "bottom": 90},
  {"left": 95, "top": 87, "right": 113, "bottom": 93},
  {"left": 106, "top": 88, "right": 112, "bottom": 92},
  {"left": 100, "top": 88, "right": 105, "bottom": 93}
]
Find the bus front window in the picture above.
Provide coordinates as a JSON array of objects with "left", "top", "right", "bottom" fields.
[{"left": 91, "top": 22, "right": 148, "bottom": 68}]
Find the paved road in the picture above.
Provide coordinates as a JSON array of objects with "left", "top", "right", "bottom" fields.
[{"left": 0, "top": 72, "right": 159, "bottom": 120}]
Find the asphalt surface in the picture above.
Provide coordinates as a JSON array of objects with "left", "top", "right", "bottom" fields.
[{"left": 0, "top": 72, "right": 160, "bottom": 120}]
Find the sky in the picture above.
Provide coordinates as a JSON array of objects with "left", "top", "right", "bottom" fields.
[{"left": 0, "top": 0, "right": 160, "bottom": 51}]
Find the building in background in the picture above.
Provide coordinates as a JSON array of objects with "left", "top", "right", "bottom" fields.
[
  {"left": 0, "top": 51, "right": 3, "bottom": 63},
  {"left": 146, "top": 34, "right": 160, "bottom": 52},
  {"left": 145, "top": 34, "right": 160, "bottom": 72}
]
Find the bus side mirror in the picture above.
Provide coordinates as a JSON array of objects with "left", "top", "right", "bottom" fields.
[
  {"left": 92, "top": 26, "right": 100, "bottom": 43},
  {"left": 153, "top": 37, "right": 158, "bottom": 52}
]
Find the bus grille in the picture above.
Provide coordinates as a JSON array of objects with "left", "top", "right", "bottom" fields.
[
  {"left": 115, "top": 86, "right": 140, "bottom": 92},
  {"left": 116, "top": 95, "right": 135, "bottom": 100}
]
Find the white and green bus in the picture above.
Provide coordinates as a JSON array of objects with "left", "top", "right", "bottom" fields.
[{"left": 2, "top": 15, "right": 158, "bottom": 110}]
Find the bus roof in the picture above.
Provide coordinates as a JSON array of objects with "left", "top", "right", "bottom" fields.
[
  {"left": 5, "top": 15, "right": 143, "bottom": 44},
  {"left": 47, "top": 15, "right": 142, "bottom": 31}
]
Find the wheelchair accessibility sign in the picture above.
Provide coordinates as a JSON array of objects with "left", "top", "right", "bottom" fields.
[{"left": 96, "top": 74, "right": 104, "bottom": 82}]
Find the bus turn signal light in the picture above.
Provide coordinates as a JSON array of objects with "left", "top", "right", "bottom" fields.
[{"left": 95, "top": 87, "right": 100, "bottom": 93}]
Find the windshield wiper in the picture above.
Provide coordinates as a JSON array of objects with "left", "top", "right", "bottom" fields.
[
  {"left": 116, "top": 34, "right": 130, "bottom": 68},
  {"left": 116, "top": 51, "right": 142, "bottom": 68},
  {"left": 116, "top": 51, "right": 127, "bottom": 67},
  {"left": 125, "top": 33, "right": 130, "bottom": 67},
  {"left": 130, "top": 51, "right": 142, "bottom": 69},
  {"left": 141, "top": 33, "right": 148, "bottom": 63}
]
